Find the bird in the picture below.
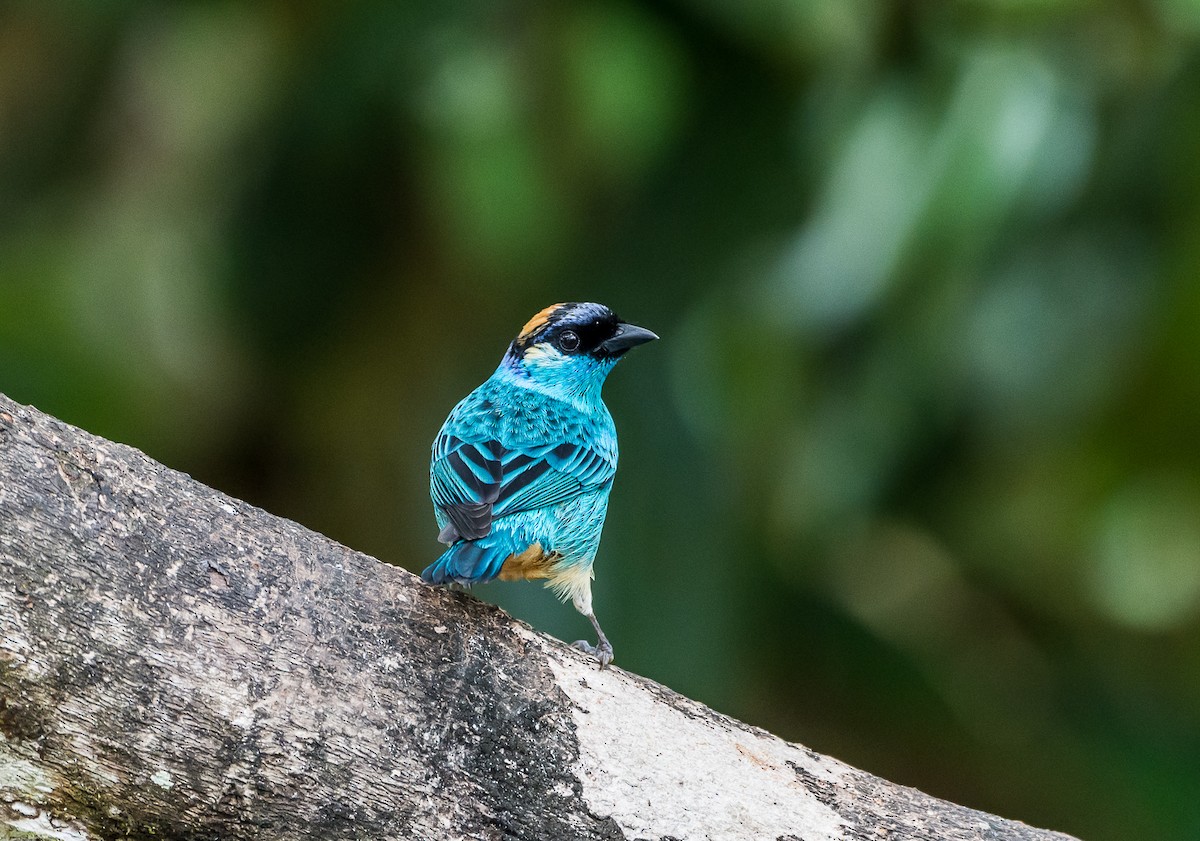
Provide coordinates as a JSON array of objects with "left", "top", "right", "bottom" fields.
[{"left": 421, "top": 302, "right": 657, "bottom": 668}]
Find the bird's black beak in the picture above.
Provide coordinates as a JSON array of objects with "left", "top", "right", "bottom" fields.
[{"left": 598, "top": 322, "right": 658, "bottom": 356}]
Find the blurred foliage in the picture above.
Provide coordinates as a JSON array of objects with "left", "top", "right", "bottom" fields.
[{"left": 4, "top": 1, "right": 1200, "bottom": 838}]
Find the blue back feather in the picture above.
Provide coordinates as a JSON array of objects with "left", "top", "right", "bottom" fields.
[{"left": 421, "top": 533, "right": 518, "bottom": 585}]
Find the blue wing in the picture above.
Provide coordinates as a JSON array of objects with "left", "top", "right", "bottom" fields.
[{"left": 431, "top": 432, "right": 616, "bottom": 543}]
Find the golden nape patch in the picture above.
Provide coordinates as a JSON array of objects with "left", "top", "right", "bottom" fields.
[
  {"left": 499, "top": 542, "right": 555, "bottom": 581},
  {"left": 518, "top": 303, "right": 566, "bottom": 341}
]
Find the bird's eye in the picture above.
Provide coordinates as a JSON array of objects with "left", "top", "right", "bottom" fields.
[{"left": 559, "top": 330, "right": 580, "bottom": 352}]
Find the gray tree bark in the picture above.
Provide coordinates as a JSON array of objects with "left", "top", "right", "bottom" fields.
[{"left": 0, "top": 392, "right": 1078, "bottom": 841}]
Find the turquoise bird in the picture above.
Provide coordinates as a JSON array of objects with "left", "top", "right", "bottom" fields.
[{"left": 422, "top": 302, "right": 657, "bottom": 667}]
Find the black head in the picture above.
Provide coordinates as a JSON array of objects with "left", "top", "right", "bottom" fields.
[{"left": 508, "top": 302, "right": 657, "bottom": 361}]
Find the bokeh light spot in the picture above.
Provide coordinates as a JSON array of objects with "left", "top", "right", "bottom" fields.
[{"left": 1089, "top": 475, "right": 1200, "bottom": 631}]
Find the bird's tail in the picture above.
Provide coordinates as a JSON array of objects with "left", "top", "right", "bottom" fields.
[{"left": 421, "top": 533, "right": 515, "bottom": 585}]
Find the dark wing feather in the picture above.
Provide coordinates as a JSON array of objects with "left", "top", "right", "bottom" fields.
[{"left": 432, "top": 434, "right": 615, "bottom": 540}]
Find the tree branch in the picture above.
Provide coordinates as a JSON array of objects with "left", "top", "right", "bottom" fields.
[{"left": 0, "top": 393, "right": 1077, "bottom": 841}]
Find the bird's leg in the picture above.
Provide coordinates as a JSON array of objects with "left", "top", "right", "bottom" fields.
[
  {"left": 571, "top": 612, "right": 614, "bottom": 669},
  {"left": 568, "top": 578, "right": 613, "bottom": 668}
]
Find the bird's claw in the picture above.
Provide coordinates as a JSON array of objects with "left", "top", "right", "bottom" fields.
[{"left": 572, "top": 639, "right": 614, "bottom": 669}]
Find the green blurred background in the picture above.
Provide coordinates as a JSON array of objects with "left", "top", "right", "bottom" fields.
[{"left": 3, "top": 1, "right": 1200, "bottom": 838}]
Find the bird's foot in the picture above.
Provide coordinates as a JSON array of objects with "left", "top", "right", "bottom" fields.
[{"left": 572, "top": 639, "right": 614, "bottom": 669}]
